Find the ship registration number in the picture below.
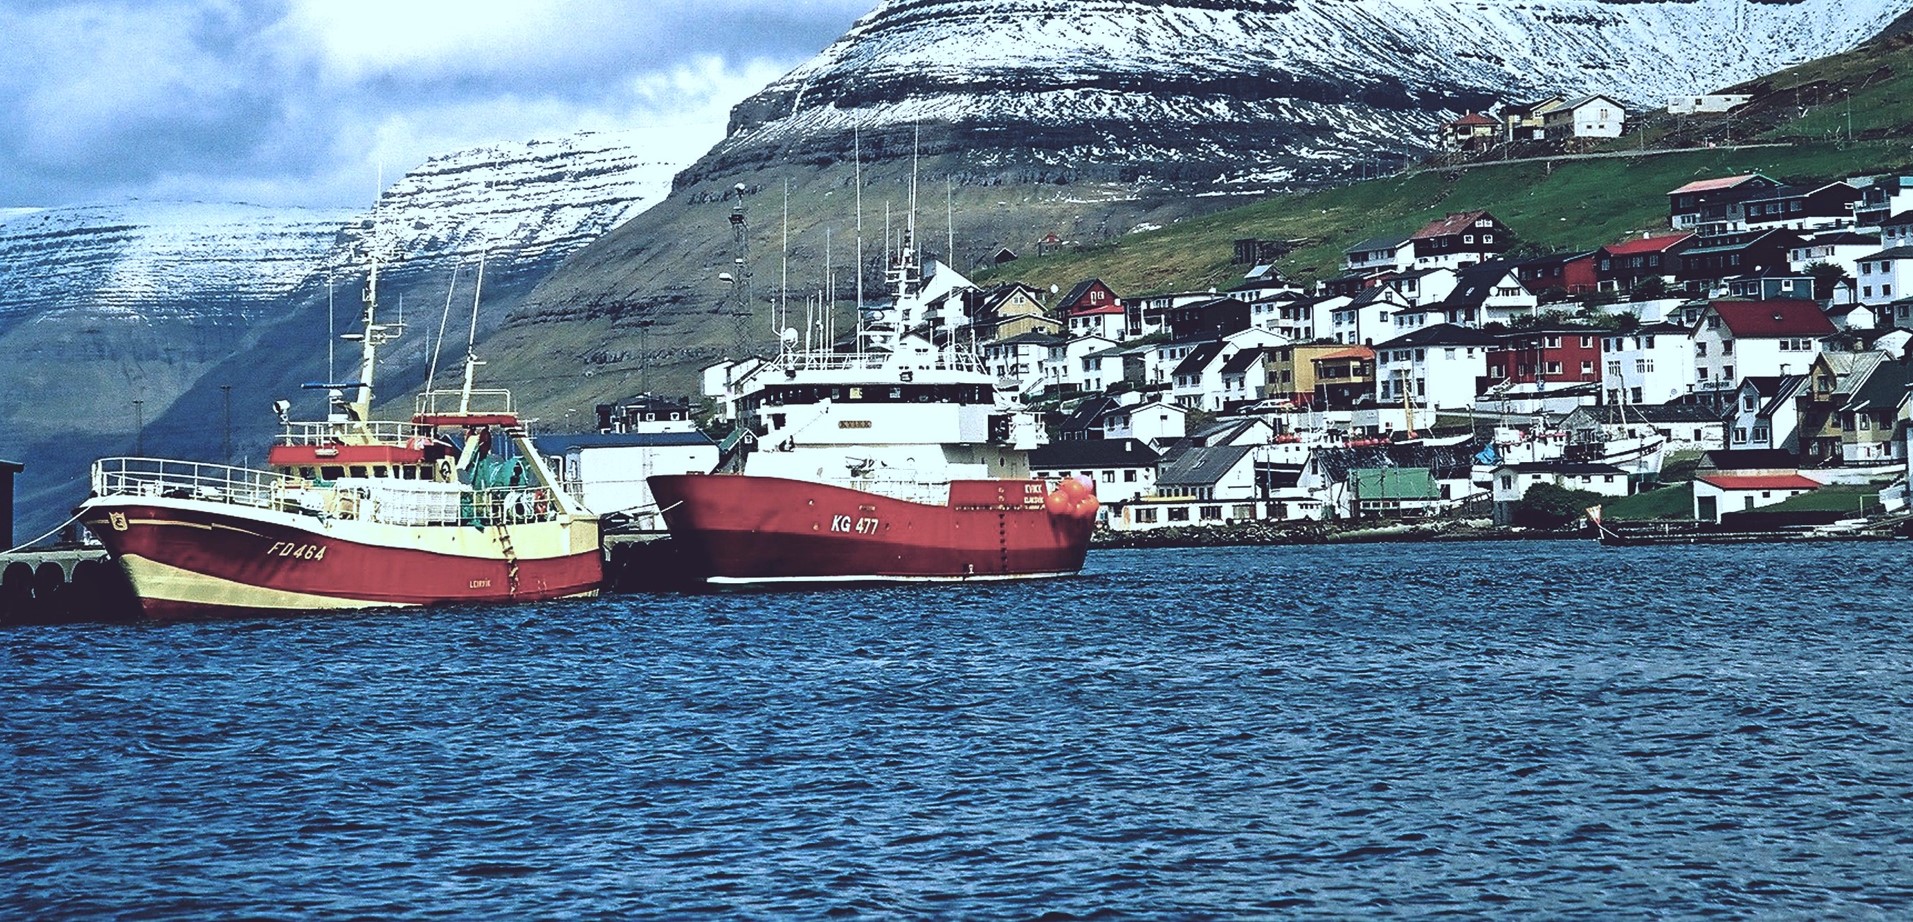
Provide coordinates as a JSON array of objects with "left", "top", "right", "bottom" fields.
[
  {"left": 266, "top": 541, "right": 327, "bottom": 561},
  {"left": 830, "top": 515, "right": 881, "bottom": 535}
]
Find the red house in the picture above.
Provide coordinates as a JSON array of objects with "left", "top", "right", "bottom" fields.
[
  {"left": 1483, "top": 327, "right": 1605, "bottom": 390},
  {"left": 1516, "top": 250, "right": 1599, "bottom": 298},
  {"left": 1057, "top": 279, "right": 1121, "bottom": 315},
  {"left": 1597, "top": 233, "right": 1693, "bottom": 292}
]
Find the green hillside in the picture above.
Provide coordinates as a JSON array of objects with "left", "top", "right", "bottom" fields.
[
  {"left": 974, "top": 141, "right": 1913, "bottom": 298},
  {"left": 973, "top": 29, "right": 1913, "bottom": 299}
]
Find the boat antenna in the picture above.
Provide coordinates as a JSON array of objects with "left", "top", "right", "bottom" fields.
[
  {"left": 824, "top": 225, "right": 833, "bottom": 349},
  {"left": 425, "top": 264, "right": 460, "bottom": 396},
  {"left": 459, "top": 250, "right": 486, "bottom": 414},
  {"left": 326, "top": 271, "right": 335, "bottom": 382},
  {"left": 946, "top": 174, "right": 955, "bottom": 274},
  {"left": 780, "top": 177, "right": 790, "bottom": 342},
  {"left": 854, "top": 125, "right": 864, "bottom": 350}
]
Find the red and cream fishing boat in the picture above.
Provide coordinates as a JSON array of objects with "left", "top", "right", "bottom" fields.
[
  {"left": 76, "top": 255, "right": 601, "bottom": 619},
  {"left": 649, "top": 234, "right": 1095, "bottom": 585}
]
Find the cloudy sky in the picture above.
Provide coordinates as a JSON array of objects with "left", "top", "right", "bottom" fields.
[{"left": 0, "top": 0, "right": 873, "bottom": 210}]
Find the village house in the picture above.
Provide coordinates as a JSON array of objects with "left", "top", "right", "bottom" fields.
[
  {"left": 1667, "top": 173, "right": 1782, "bottom": 233},
  {"left": 1667, "top": 93, "right": 1751, "bottom": 114},
  {"left": 1489, "top": 461, "right": 1632, "bottom": 525},
  {"left": 1542, "top": 94, "right": 1626, "bottom": 141},
  {"left": 1691, "top": 299, "right": 1834, "bottom": 392},
  {"left": 1503, "top": 95, "right": 1566, "bottom": 141},
  {"left": 1836, "top": 358, "right": 1911, "bottom": 465},
  {"left": 1693, "top": 471, "right": 1822, "bottom": 523},
  {"left": 1102, "top": 398, "right": 1189, "bottom": 445},
  {"left": 1217, "top": 347, "right": 1277, "bottom": 409},
  {"left": 1725, "top": 375, "right": 1809, "bottom": 453},
  {"left": 1796, "top": 351, "right": 1880, "bottom": 463},
  {"left": 1345, "top": 468, "right": 1459, "bottom": 520},
  {"left": 984, "top": 331, "right": 1065, "bottom": 396},
  {"left": 1855, "top": 246, "right": 1913, "bottom": 306},
  {"left": 1166, "top": 296, "right": 1252, "bottom": 341},
  {"left": 1724, "top": 272, "right": 1821, "bottom": 304},
  {"left": 1410, "top": 211, "right": 1514, "bottom": 270},
  {"left": 1170, "top": 328, "right": 1285, "bottom": 410},
  {"left": 1879, "top": 211, "right": 1913, "bottom": 249},
  {"left": 1329, "top": 286, "right": 1410, "bottom": 346},
  {"left": 1311, "top": 347, "right": 1377, "bottom": 408},
  {"left": 1516, "top": 250, "right": 1600, "bottom": 300},
  {"left": 1428, "top": 259, "right": 1539, "bottom": 326},
  {"left": 1597, "top": 233, "right": 1692, "bottom": 293},
  {"left": 1030, "top": 438, "right": 1161, "bottom": 503},
  {"left": 1674, "top": 229, "right": 1805, "bottom": 293},
  {"left": 1371, "top": 323, "right": 1498, "bottom": 411},
  {"left": 1853, "top": 175, "right": 1913, "bottom": 228},
  {"left": 1740, "top": 181, "right": 1860, "bottom": 232},
  {"left": 1442, "top": 112, "right": 1500, "bottom": 152},
  {"left": 1788, "top": 230, "right": 1880, "bottom": 282},
  {"left": 1256, "top": 342, "right": 1362, "bottom": 407},
  {"left": 1382, "top": 266, "right": 1460, "bottom": 307},
  {"left": 1344, "top": 234, "right": 1415, "bottom": 273},
  {"left": 1483, "top": 326, "right": 1605, "bottom": 393},
  {"left": 1039, "top": 334, "right": 1120, "bottom": 395},
  {"left": 1065, "top": 301, "right": 1127, "bottom": 340}
]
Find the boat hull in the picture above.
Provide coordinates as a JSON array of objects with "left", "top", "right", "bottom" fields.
[
  {"left": 77, "top": 497, "right": 601, "bottom": 620},
  {"left": 648, "top": 474, "right": 1092, "bottom": 585}
]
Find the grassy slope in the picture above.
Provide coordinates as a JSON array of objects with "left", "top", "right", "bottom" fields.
[{"left": 974, "top": 141, "right": 1913, "bottom": 298}]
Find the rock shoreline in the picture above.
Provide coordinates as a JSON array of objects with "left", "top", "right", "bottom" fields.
[{"left": 1090, "top": 519, "right": 1583, "bottom": 549}]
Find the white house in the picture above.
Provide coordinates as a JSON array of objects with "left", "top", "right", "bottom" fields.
[
  {"left": 1855, "top": 246, "right": 1913, "bottom": 306},
  {"left": 1489, "top": 461, "right": 1632, "bottom": 525},
  {"left": 1693, "top": 473, "right": 1820, "bottom": 523},
  {"left": 1668, "top": 94, "right": 1750, "bottom": 114},
  {"left": 1169, "top": 328, "right": 1285, "bottom": 411},
  {"left": 1544, "top": 94, "right": 1626, "bottom": 140},
  {"left": 1371, "top": 324, "right": 1499, "bottom": 411},
  {"left": 1384, "top": 267, "right": 1459, "bottom": 306},
  {"left": 984, "top": 332, "right": 1066, "bottom": 397},
  {"left": 1343, "top": 235, "right": 1415, "bottom": 272},
  {"left": 1789, "top": 231, "right": 1880, "bottom": 280},
  {"left": 1691, "top": 300, "right": 1833, "bottom": 392},
  {"left": 1040, "top": 334, "right": 1119, "bottom": 394},
  {"left": 1030, "top": 438, "right": 1161, "bottom": 504},
  {"left": 1600, "top": 322, "right": 1698, "bottom": 406},
  {"left": 1100, "top": 398, "right": 1189, "bottom": 445},
  {"left": 1329, "top": 286, "right": 1409, "bottom": 346},
  {"left": 1725, "top": 374, "right": 1808, "bottom": 452}
]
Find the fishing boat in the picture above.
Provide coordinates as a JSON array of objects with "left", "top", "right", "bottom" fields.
[
  {"left": 75, "top": 253, "right": 601, "bottom": 619},
  {"left": 648, "top": 231, "right": 1095, "bottom": 586}
]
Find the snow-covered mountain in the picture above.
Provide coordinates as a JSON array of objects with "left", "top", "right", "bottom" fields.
[
  {"left": 0, "top": 202, "right": 352, "bottom": 329},
  {"left": 693, "top": 0, "right": 1913, "bottom": 187}
]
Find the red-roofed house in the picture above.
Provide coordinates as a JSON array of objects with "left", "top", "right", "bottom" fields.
[
  {"left": 1596, "top": 233, "right": 1693, "bottom": 292},
  {"left": 1691, "top": 300, "right": 1835, "bottom": 390},
  {"left": 1441, "top": 112, "right": 1499, "bottom": 153},
  {"left": 1667, "top": 173, "right": 1781, "bottom": 232},
  {"left": 1693, "top": 473, "right": 1820, "bottom": 523},
  {"left": 1057, "top": 279, "right": 1127, "bottom": 338},
  {"left": 1410, "top": 211, "right": 1513, "bottom": 270}
]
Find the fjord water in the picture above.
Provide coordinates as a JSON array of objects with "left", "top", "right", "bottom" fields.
[{"left": 6, "top": 541, "right": 1913, "bottom": 918}]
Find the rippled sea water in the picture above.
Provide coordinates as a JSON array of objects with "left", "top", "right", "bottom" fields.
[{"left": 6, "top": 540, "right": 1913, "bottom": 918}]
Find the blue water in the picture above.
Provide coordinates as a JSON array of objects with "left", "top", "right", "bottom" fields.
[{"left": 6, "top": 541, "right": 1913, "bottom": 919}]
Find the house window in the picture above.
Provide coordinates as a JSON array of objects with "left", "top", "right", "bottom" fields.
[
  {"left": 1124, "top": 470, "right": 1137, "bottom": 482},
  {"left": 1722, "top": 341, "right": 1734, "bottom": 356},
  {"left": 1200, "top": 505, "right": 1223, "bottom": 520},
  {"left": 1135, "top": 508, "right": 1159, "bottom": 523},
  {"left": 1499, "top": 475, "right": 1512, "bottom": 489},
  {"left": 1167, "top": 507, "right": 1190, "bottom": 522}
]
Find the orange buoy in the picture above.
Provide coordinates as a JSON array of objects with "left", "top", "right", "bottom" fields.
[{"left": 1045, "top": 490, "right": 1073, "bottom": 515}]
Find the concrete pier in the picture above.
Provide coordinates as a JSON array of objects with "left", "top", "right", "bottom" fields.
[{"left": 0, "top": 550, "right": 141, "bottom": 625}]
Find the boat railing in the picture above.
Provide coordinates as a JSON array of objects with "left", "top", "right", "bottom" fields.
[
  {"left": 90, "top": 457, "right": 294, "bottom": 509},
  {"left": 848, "top": 479, "right": 952, "bottom": 506},
  {"left": 413, "top": 388, "right": 515, "bottom": 418},
  {"left": 769, "top": 350, "right": 989, "bottom": 375},
  {"left": 301, "top": 482, "right": 564, "bottom": 527},
  {"left": 276, "top": 420, "right": 431, "bottom": 446}
]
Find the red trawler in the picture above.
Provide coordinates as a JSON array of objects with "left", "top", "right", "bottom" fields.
[
  {"left": 76, "top": 254, "right": 601, "bottom": 619},
  {"left": 649, "top": 233, "right": 1095, "bottom": 585}
]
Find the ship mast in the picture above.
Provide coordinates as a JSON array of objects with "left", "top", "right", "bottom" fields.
[
  {"left": 344, "top": 248, "right": 402, "bottom": 424},
  {"left": 457, "top": 251, "right": 487, "bottom": 414}
]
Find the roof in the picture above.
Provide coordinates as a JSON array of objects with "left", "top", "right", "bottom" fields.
[
  {"left": 1411, "top": 211, "right": 1493, "bottom": 240},
  {"left": 1348, "top": 467, "right": 1439, "bottom": 500},
  {"left": 1756, "top": 375, "right": 1809, "bottom": 419},
  {"left": 1572, "top": 404, "right": 1725, "bottom": 425},
  {"left": 993, "top": 331, "right": 1066, "bottom": 347},
  {"left": 1373, "top": 323, "right": 1501, "bottom": 350},
  {"left": 1709, "top": 300, "right": 1837, "bottom": 338},
  {"left": 1679, "top": 229, "right": 1800, "bottom": 256},
  {"left": 1060, "top": 395, "right": 1122, "bottom": 431},
  {"left": 0, "top": 458, "right": 20, "bottom": 473},
  {"left": 1700, "top": 449, "right": 1801, "bottom": 470},
  {"left": 1556, "top": 94, "right": 1624, "bottom": 112},
  {"left": 1068, "top": 303, "right": 1125, "bottom": 317},
  {"left": 1057, "top": 279, "right": 1108, "bottom": 308},
  {"left": 1345, "top": 234, "right": 1410, "bottom": 254},
  {"left": 1312, "top": 346, "right": 1375, "bottom": 362},
  {"left": 1030, "top": 437, "right": 1161, "bottom": 469},
  {"left": 1440, "top": 259, "right": 1523, "bottom": 309},
  {"left": 1156, "top": 444, "right": 1256, "bottom": 487},
  {"left": 532, "top": 431, "right": 715, "bottom": 454},
  {"left": 1841, "top": 359, "right": 1913, "bottom": 413},
  {"left": 1856, "top": 245, "right": 1913, "bottom": 262},
  {"left": 1602, "top": 233, "right": 1694, "bottom": 256},
  {"left": 1347, "top": 286, "right": 1403, "bottom": 308},
  {"left": 1171, "top": 341, "right": 1226, "bottom": 377},
  {"left": 1220, "top": 347, "right": 1271, "bottom": 375},
  {"left": 1451, "top": 112, "right": 1496, "bottom": 127},
  {"left": 1798, "top": 231, "right": 1880, "bottom": 247},
  {"left": 1668, "top": 174, "right": 1768, "bottom": 196},
  {"left": 1698, "top": 474, "right": 1821, "bottom": 491}
]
